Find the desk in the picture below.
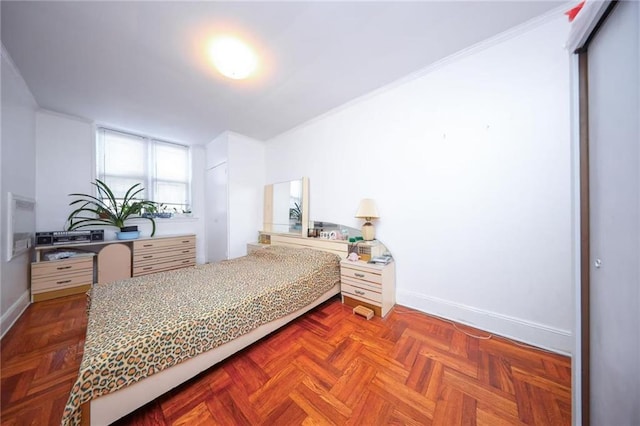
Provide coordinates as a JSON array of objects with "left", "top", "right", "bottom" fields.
[{"left": 31, "top": 234, "right": 195, "bottom": 301}]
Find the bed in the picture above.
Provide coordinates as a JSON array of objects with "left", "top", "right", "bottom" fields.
[{"left": 62, "top": 243, "right": 342, "bottom": 425}]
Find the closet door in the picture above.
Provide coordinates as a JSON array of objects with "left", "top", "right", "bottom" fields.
[
  {"left": 206, "top": 163, "right": 228, "bottom": 263},
  {"left": 587, "top": 2, "right": 639, "bottom": 424}
]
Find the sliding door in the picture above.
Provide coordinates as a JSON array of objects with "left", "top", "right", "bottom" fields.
[
  {"left": 586, "top": 1, "right": 639, "bottom": 424},
  {"left": 205, "top": 163, "right": 229, "bottom": 263}
]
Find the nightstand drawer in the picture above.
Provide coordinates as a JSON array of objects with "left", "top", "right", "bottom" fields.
[
  {"left": 340, "top": 266, "right": 382, "bottom": 284},
  {"left": 341, "top": 282, "right": 382, "bottom": 303},
  {"left": 341, "top": 276, "right": 381, "bottom": 293}
]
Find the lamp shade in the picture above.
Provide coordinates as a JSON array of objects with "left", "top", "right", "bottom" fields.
[{"left": 355, "top": 199, "right": 380, "bottom": 220}]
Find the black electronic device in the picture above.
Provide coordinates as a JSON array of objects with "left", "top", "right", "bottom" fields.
[
  {"left": 36, "top": 230, "right": 104, "bottom": 246},
  {"left": 35, "top": 232, "right": 53, "bottom": 246},
  {"left": 90, "top": 229, "right": 104, "bottom": 242}
]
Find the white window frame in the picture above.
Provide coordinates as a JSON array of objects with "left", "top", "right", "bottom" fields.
[{"left": 96, "top": 127, "right": 192, "bottom": 214}]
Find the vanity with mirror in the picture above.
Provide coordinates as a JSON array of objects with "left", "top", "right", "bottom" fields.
[
  {"left": 254, "top": 176, "right": 396, "bottom": 317},
  {"left": 263, "top": 177, "right": 309, "bottom": 236},
  {"left": 257, "top": 176, "right": 387, "bottom": 260}
]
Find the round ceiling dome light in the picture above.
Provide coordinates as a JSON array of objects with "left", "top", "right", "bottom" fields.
[{"left": 208, "top": 37, "right": 258, "bottom": 80}]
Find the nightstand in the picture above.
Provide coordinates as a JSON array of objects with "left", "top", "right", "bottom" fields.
[
  {"left": 246, "top": 242, "right": 269, "bottom": 254},
  {"left": 340, "top": 259, "right": 396, "bottom": 317}
]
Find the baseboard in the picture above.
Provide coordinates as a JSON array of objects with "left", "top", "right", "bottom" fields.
[
  {"left": 1, "top": 290, "right": 30, "bottom": 339},
  {"left": 396, "top": 290, "right": 572, "bottom": 355}
]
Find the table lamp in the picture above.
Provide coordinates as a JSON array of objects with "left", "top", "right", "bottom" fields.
[{"left": 355, "top": 198, "right": 380, "bottom": 241}]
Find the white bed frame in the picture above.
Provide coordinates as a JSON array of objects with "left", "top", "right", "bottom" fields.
[{"left": 83, "top": 237, "right": 347, "bottom": 425}]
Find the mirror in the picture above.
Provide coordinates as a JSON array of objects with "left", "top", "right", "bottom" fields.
[
  {"left": 263, "top": 177, "right": 309, "bottom": 236},
  {"left": 308, "top": 221, "right": 362, "bottom": 240}
]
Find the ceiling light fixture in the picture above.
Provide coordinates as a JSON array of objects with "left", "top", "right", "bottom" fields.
[{"left": 208, "top": 36, "right": 258, "bottom": 80}]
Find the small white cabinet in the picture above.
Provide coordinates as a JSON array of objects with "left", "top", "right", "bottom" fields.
[{"left": 340, "top": 260, "right": 395, "bottom": 317}]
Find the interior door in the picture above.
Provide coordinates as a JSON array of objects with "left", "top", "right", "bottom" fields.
[
  {"left": 206, "top": 163, "right": 228, "bottom": 263},
  {"left": 587, "top": 1, "right": 639, "bottom": 424}
]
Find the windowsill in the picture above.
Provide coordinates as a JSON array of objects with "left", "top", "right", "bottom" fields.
[{"left": 129, "top": 216, "right": 200, "bottom": 224}]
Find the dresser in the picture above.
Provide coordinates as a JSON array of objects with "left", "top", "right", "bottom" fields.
[
  {"left": 132, "top": 235, "right": 196, "bottom": 276},
  {"left": 340, "top": 259, "right": 395, "bottom": 317},
  {"left": 31, "top": 234, "right": 196, "bottom": 301}
]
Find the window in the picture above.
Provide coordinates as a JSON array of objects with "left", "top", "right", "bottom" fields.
[{"left": 96, "top": 128, "right": 191, "bottom": 214}]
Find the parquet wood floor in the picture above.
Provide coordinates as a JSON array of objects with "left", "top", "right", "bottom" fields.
[{"left": 1, "top": 294, "right": 572, "bottom": 425}]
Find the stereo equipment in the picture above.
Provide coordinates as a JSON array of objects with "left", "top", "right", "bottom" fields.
[{"left": 36, "top": 230, "right": 104, "bottom": 246}]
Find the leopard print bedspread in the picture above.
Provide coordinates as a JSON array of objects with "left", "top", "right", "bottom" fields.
[{"left": 62, "top": 246, "right": 340, "bottom": 425}]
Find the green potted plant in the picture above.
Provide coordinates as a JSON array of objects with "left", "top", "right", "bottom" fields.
[
  {"left": 156, "top": 203, "right": 173, "bottom": 219},
  {"left": 66, "top": 179, "right": 157, "bottom": 239},
  {"left": 289, "top": 202, "right": 302, "bottom": 228},
  {"left": 141, "top": 203, "right": 158, "bottom": 218}
]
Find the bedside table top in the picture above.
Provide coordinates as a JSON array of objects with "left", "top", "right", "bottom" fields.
[{"left": 340, "top": 259, "right": 393, "bottom": 271}]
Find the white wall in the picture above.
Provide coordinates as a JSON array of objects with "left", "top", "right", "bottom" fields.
[
  {"left": 35, "top": 110, "right": 94, "bottom": 231},
  {"left": 1, "top": 47, "right": 38, "bottom": 336},
  {"left": 266, "top": 16, "right": 573, "bottom": 352},
  {"left": 35, "top": 111, "right": 207, "bottom": 263}
]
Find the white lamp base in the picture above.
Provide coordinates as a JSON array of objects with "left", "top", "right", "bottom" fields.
[{"left": 361, "top": 222, "right": 375, "bottom": 241}]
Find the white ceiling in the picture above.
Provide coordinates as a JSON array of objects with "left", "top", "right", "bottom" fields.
[{"left": 1, "top": 1, "right": 562, "bottom": 145}]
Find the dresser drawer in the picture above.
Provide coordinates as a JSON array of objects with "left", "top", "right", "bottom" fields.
[
  {"left": 31, "top": 270, "right": 93, "bottom": 293},
  {"left": 132, "top": 235, "right": 196, "bottom": 276},
  {"left": 32, "top": 256, "right": 93, "bottom": 279},
  {"left": 340, "top": 265, "right": 382, "bottom": 285},
  {"left": 31, "top": 257, "right": 93, "bottom": 293},
  {"left": 341, "top": 282, "right": 382, "bottom": 304},
  {"left": 133, "top": 257, "right": 196, "bottom": 277},
  {"left": 133, "top": 236, "right": 195, "bottom": 253},
  {"left": 134, "top": 247, "right": 195, "bottom": 264}
]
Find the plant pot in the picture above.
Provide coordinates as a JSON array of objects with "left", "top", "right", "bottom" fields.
[
  {"left": 120, "top": 225, "right": 138, "bottom": 232},
  {"left": 116, "top": 231, "right": 140, "bottom": 240}
]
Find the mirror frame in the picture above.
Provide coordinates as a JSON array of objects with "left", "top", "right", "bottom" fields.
[{"left": 263, "top": 177, "right": 309, "bottom": 237}]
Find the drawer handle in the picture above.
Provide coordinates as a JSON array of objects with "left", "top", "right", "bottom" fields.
[
  {"left": 57, "top": 280, "right": 71, "bottom": 285},
  {"left": 143, "top": 267, "right": 153, "bottom": 270},
  {"left": 143, "top": 244, "right": 153, "bottom": 247},
  {"left": 182, "top": 240, "right": 190, "bottom": 243},
  {"left": 181, "top": 250, "right": 190, "bottom": 253},
  {"left": 182, "top": 260, "right": 190, "bottom": 264},
  {"left": 355, "top": 290, "right": 366, "bottom": 296},
  {"left": 143, "top": 255, "right": 153, "bottom": 259},
  {"left": 57, "top": 266, "right": 72, "bottom": 270},
  {"left": 354, "top": 273, "right": 365, "bottom": 278}
]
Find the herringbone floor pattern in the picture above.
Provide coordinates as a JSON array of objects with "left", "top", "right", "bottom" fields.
[{"left": 1, "top": 294, "right": 571, "bottom": 425}]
